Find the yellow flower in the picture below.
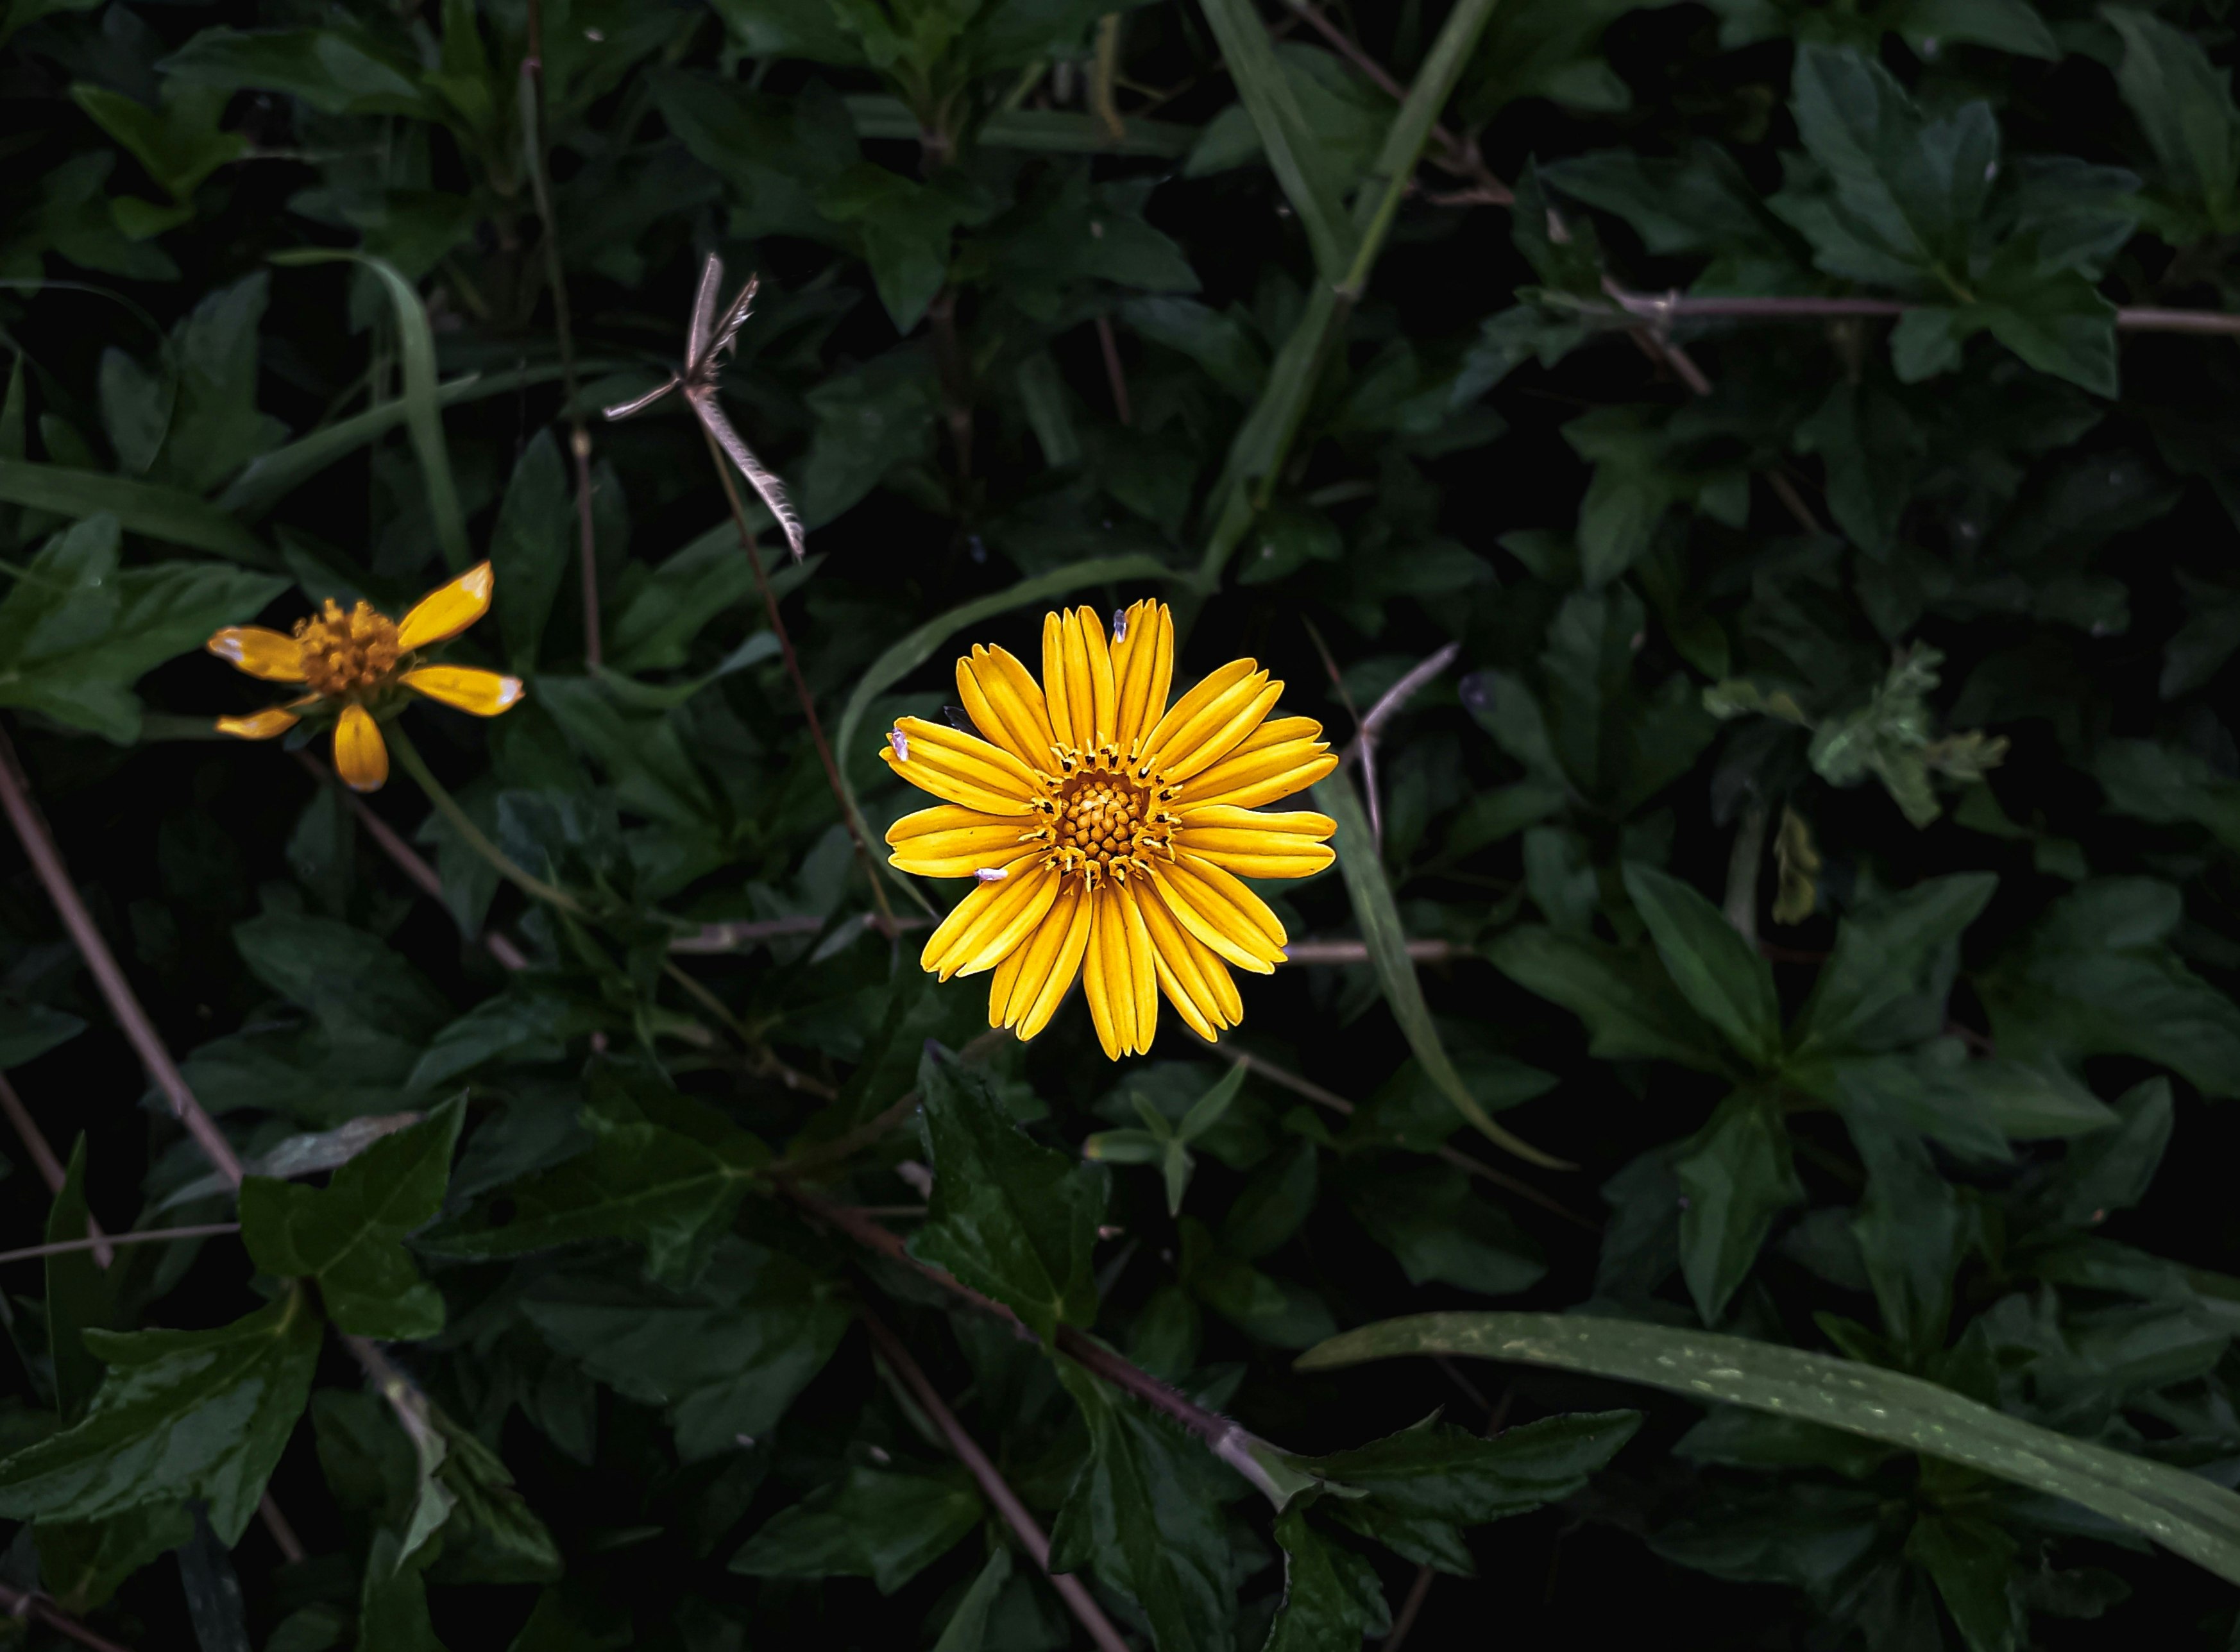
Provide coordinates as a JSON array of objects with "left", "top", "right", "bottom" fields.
[
  {"left": 882, "top": 600, "right": 1339, "bottom": 1059},
  {"left": 207, "top": 561, "right": 523, "bottom": 792}
]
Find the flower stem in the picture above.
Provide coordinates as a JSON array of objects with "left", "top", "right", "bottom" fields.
[{"left": 386, "top": 722, "right": 583, "bottom": 918}]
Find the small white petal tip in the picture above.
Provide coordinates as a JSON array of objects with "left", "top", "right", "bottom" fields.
[
  {"left": 889, "top": 727, "right": 909, "bottom": 762},
  {"left": 974, "top": 866, "right": 1009, "bottom": 883},
  {"left": 1111, "top": 608, "right": 1128, "bottom": 642}
]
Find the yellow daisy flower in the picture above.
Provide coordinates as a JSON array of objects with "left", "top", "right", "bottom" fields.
[
  {"left": 881, "top": 600, "right": 1339, "bottom": 1059},
  {"left": 206, "top": 561, "right": 523, "bottom": 793}
]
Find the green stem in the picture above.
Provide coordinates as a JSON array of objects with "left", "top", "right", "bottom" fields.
[{"left": 387, "top": 722, "right": 582, "bottom": 917}]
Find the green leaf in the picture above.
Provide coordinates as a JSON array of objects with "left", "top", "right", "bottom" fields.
[
  {"left": 910, "top": 1045, "right": 1105, "bottom": 1345},
  {"left": 1675, "top": 1091, "right": 1804, "bottom": 1324},
  {"left": 44, "top": 1139, "right": 114, "bottom": 1422},
  {"left": 360, "top": 1527, "right": 448, "bottom": 1652},
  {"left": 1976, "top": 879, "right": 2240, "bottom": 1099},
  {"left": 1307, "top": 1408, "right": 1641, "bottom": 1523},
  {"left": 1793, "top": 872, "right": 1996, "bottom": 1056},
  {"left": 522, "top": 1238, "right": 850, "bottom": 1460},
  {"left": 0, "top": 1288, "right": 319, "bottom": 1545},
  {"left": 930, "top": 1547, "right": 1013, "bottom": 1652},
  {"left": 1347, "top": 1166, "right": 1545, "bottom": 1297},
  {"left": 420, "top": 1064, "right": 768, "bottom": 1277},
  {"left": 239, "top": 1098, "right": 464, "bottom": 1340},
  {"left": 490, "top": 429, "right": 573, "bottom": 672},
  {"left": 1785, "top": 44, "right": 1996, "bottom": 289},
  {"left": 2103, "top": 4, "right": 2240, "bottom": 236},
  {"left": 158, "top": 26, "right": 437, "bottom": 119},
  {"left": 0, "top": 459, "right": 271, "bottom": 564},
  {"left": 270, "top": 251, "right": 468, "bottom": 571},
  {"left": 0, "top": 515, "right": 289, "bottom": 741},
  {"left": 1049, "top": 1363, "right": 1238, "bottom": 1652},
  {"left": 0, "top": 1000, "right": 84, "bottom": 1066},
  {"left": 1484, "top": 925, "right": 1728, "bottom": 1071},
  {"left": 1303, "top": 1311, "right": 2240, "bottom": 1587},
  {"left": 1906, "top": 1511, "right": 2021, "bottom": 1652},
  {"left": 1260, "top": 1505, "right": 1390, "bottom": 1651},
  {"left": 731, "top": 1465, "right": 981, "bottom": 1593},
  {"left": 1621, "top": 863, "right": 1781, "bottom": 1068},
  {"left": 1847, "top": 1121, "right": 1964, "bottom": 1363},
  {"left": 33, "top": 1502, "right": 194, "bottom": 1616},
  {"left": 1315, "top": 772, "right": 1566, "bottom": 1167}
]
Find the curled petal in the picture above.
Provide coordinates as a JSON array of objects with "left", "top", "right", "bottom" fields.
[
  {"left": 885, "top": 804, "right": 1043, "bottom": 878},
  {"left": 207, "top": 627, "right": 307, "bottom": 683},
  {"left": 402, "top": 665, "right": 526, "bottom": 717},
  {"left": 1011, "top": 880, "right": 1094, "bottom": 1041},
  {"left": 1146, "top": 854, "right": 1286, "bottom": 973},
  {"left": 1184, "top": 719, "right": 1336, "bottom": 810},
  {"left": 333, "top": 704, "right": 389, "bottom": 792},
  {"left": 956, "top": 644, "right": 1057, "bottom": 769},
  {"left": 1110, "top": 599, "right": 1173, "bottom": 753},
  {"left": 215, "top": 704, "right": 303, "bottom": 740},
  {"left": 396, "top": 561, "right": 493, "bottom": 652}
]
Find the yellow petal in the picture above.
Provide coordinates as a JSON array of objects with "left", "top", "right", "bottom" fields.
[
  {"left": 1141, "top": 658, "right": 1255, "bottom": 769},
  {"left": 1042, "top": 607, "right": 1116, "bottom": 750},
  {"left": 402, "top": 665, "right": 525, "bottom": 717},
  {"left": 886, "top": 804, "right": 1044, "bottom": 878},
  {"left": 1013, "top": 880, "right": 1094, "bottom": 1040},
  {"left": 1173, "top": 806, "right": 1337, "bottom": 880},
  {"left": 1184, "top": 727, "right": 1338, "bottom": 811},
  {"left": 214, "top": 705, "right": 303, "bottom": 740},
  {"left": 879, "top": 717, "right": 1040, "bottom": 816},
  {"left": 924, "top": 862, "right": 1061, "bottom": 980},
  {"left": 957, "top": 645, "right": 1058, "bottom": 770},
  {"left": 207, "top": 626, "right": 307, "bottom": 683},
  {"left": 988, "top": 944, "right": 1030, "bottom": 1029},
  {"left": 1110, "top": 600, "right": 1173, "bottom": 754},
  {"left": 396, "top": 561, "right": 494, "bottom": 651},
  {"left": 1146, "top": 854, "right": 1285, "bottom": 973},
  {"left": 1151, "top": 670, "right": 1282, "bottom": 784},
  {"left": 1139, "top": 880, "right": 1237, "bottom": 1043},
  {"left": 1116, "top": 878, "right": 1159, "bottom": 1046},
  {"left": 333, "top": 704, "right": 389, "bottom": 792},
  {"left": 1083, "top": 883, "right": 1155, "bottom": 1059}
]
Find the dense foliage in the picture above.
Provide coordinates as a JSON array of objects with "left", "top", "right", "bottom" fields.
[{"left": 5, "top": 0, "right": 2240, "bottom": 1646}]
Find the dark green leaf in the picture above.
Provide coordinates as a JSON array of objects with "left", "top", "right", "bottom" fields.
[
  {"left": 239, "top": 1098, "right": 463, "bottom": 1339},
  {"left": 731, "top": 1465, "right": 981, "bottom": 1593},
  {"left": 911, "top": 1045, "right": 1106, "bottom": 1345},
  {"left": 1676, "top": 1091, "right": 1804, "bottom": 1324},
  {"left": 1622, "top": 863, "right": 1781, "bottom": 1068},
  {"left": 0, "top": 1288, "right": 319, "bottom": 1544},
  {"left": 1260, "top": 1506, "right": 1389, "bottom": 1651}
]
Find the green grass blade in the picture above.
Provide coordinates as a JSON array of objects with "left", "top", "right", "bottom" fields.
[
  {"left": 1298, "top": 1310, "right": 2240, "bottom": 1586},
  {"left": 270, "top": 250, "right": 470, "bottom": 570},
  {"left": 217, "top": 360, "right": 603, "bottom": 521},
  {"left": 833, "top": 554, "right": 1187, "bottom": 915},
  {"left": 1312, "top": 771, "right": 1569, "bottom": 1168},
  {"left": 1192, "top": 0, "right": 1500, "bottom": 589},
  {"left": 0, "top": 458, "right": 272, "bottom": 566},
  {"left": 1194, "top": 0, "right": 1355, "bottom": 281}
]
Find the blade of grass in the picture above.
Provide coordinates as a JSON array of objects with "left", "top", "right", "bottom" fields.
[
  {"left": 0, "top": 459, "right": 271, "bottom": 566},
  {"left": 1191, "top": 0, "right": 1500, "bottom": 592},
  {"left": 217, "top": 360, "right": 606, "bottom": 520},
  {"left": 1196, "top": 0, "right": 1354, "bottom": 280},
  {"left": 833, "top": 554, "right": 1187, "bottom": 915},
  {"left": 1298, "top": 1311, "right": 2240, "bottom": 1587},
  {"left": 270, "top": 250, "right": 470, "bottom": 570},
  {"left": 1312, "top": 770, "right": 1569, "bottom": 1169}
]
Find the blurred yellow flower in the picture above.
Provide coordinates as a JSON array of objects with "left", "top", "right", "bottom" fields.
[
  {"left": 207, "top": 561, "right": 523, "bottom": 792},
  {"left": 882, "top": 600, "right": 1338, "bottom": 1059}
]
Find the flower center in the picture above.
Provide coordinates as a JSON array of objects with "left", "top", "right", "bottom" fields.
[
  {"left": 297, "top": 600, "right": 402, "bottom": 698},
  {"left": 1034, "top": 746, "right": 1176, "bottom": 888}
]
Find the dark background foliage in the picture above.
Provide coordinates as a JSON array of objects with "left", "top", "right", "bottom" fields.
[{"left": 4, "top": 0, "right": 2240, "bottom": 1648}]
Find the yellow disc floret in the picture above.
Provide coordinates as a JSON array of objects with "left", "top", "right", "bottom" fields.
[{"left": 295, "top": 599, "right": 403, "bottom": 698}]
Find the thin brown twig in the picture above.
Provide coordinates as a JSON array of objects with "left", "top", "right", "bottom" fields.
[
  {"left": 1380, "top": 1564, "right": 1437, "bottom": 1652},
  {"left": 1094, "top": 313, "right": 1133, "bottom": 425},
  {"left": 255, "top": 1492, "right": 307, "bottom": 1565},
  {"left": 0, "top": 1580, "right": 135, "bottom": 1652},
  {"left": 518, "top": 1, "right": 601, "bottom": 666},
  {"left": 0, "top": 727, "right": 244, "bottom": 1183},
  {"left": 860, "top": 1311, "right": 1131, "bottom": 1652},
  {"left": 672, "top": 911, "right": 932, "bottom": 953},
  {"left": 0, "top": 1223, "right": 240, "bottom": 1266},
  {"left": 783, "top": 1182, "right": 1299, "bottom": 1501},
  {"left": 1280, "top": 1, "right": 1509, "bottom": 200},
  {"left": 0, "top": 1072, "right": 113, "bottom": 1265},
  {"left": 1280, "top": 938, "right": 1454, "bottom": 963}
]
